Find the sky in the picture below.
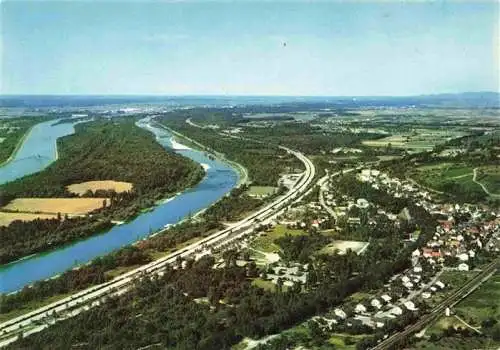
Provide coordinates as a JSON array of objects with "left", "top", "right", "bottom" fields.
[{"left": 1, "top": 1, "right": 499, "bottom": 96}]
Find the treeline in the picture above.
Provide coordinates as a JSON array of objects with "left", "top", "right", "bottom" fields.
[
  {"left": 0, "top": 216, "right": 113, "bottom": 264},
  {"left": 203, "top": 185, "right": 262, "bottom": 222},
  {"left": 240, "top": 122, "right": 383, "bottom": 155},
  {"left": 157, "top": 115, "right": 303, "bottom": 186},
  {"left": 275, "top": 231, "right": 330, "bottom": 263},
  {"left": 0, "top": 246, "right": 151, "bottom": 314}
]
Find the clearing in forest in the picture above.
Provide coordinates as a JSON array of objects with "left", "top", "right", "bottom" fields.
[
  {"left": 3, "top": 198, "right": 109, "bottom": 215},
  {"left": 67, "top": 180, "right": 133, "bottom": 195},
  {"left": 320, "top": 240, "right": 369, "bottom": 255}
]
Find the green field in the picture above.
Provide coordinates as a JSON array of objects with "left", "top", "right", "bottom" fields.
[
  {"left": 251, "top": 278, "right": 281, "bottom": 292},
  {"left": 454, "top": 274, "right": 500, "bottom": 327},
  {"left": 362, "top": 129, "right": 465, "bottom": 151},
  {"left": 329, "top": 333, "right": 367, "bottom": 349},
  {"left": 475, "top": 165, "right": 500, "bottom": 195},
  {"left": 410, "top": 163, "right": 486, "bottom": 201},
  {"left": 246, "top": 186, "right": 278, "bottom": 197},
  {"left": 250, "top": 224, "right": 305, "bottom": 253}
]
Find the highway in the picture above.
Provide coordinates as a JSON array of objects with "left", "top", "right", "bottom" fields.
[
  {"left": 372, "top": 258, "right": 499, "bottom": 350},
  {"left": 0, "top": 137, "right": 316, "bottom": 347}
]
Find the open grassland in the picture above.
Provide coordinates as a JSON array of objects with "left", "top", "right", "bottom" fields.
[
  {"left": 362, "top": 129, "right": 465, "bottom": 151},
  {"left": 67, "top": 180, "right": 133, "bottom": 195},
  {"left": 454, "top": 274, "right": 500, "bottom": 327},
  {"left": 410, "top": 162, "right": 487, "bottom": 201},
  {"left": 0, "top": 212, "right": 58, "bottom": 227},
  {"left": 319, "top": 240, "right": 368, "bottom": 255},
  {"left": 475, "top": 165, "right": 500, "bottom": 195},
  {"left": 414, "top": 163, "right": 474, "bottom": 181},
  {"left": 3, "top": 198, "right": 108, "bottom": 215},
  {"left": 246, "top": 185, "right": 277, "bottom": 197},
  {"left": 251, "top": 224, "right": 306, "bottom": 253}
]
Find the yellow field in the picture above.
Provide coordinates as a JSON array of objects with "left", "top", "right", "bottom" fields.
[
  {"left": 0, "top": 212, "right": 58, "bottom": 227},
  {"left": 66, "top": 180, "right": 133, "bottom": 195},
  {"left": 3, "top": 198, "right": 109, "bottom": 215}
]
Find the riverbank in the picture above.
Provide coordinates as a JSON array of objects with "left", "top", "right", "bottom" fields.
[
  {"left": 0, "top": 121, "right": 239, "bottom": 293},
  {"left": 0, "top": 124, "right": 35, "bottom": 168},
  {"left": 152, "top": 120, "right": 249, "bottom": 187}
]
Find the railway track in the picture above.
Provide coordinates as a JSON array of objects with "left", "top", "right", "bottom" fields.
[
  {"left": 372, "top": 258, "right": 499, "bottom": 349},
  {"left": 0, "top": 141, "right": 315, "bottom": 347}
]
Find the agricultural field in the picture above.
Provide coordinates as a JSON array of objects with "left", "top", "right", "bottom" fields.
[
  {"left": 67, "top": 180, "right": 133, "bottom": 196},
  {"left": 246, "top": 185, "right": 277, "bottom": 198},
  {"left": 0, "top": 212, "right": 58, "bottom": 227},
  {"left": 3, "top": 198, "right": 109, "bottom": 215},
  {"left": 362, "top": 129, "right": 466, "bottom": 152}
]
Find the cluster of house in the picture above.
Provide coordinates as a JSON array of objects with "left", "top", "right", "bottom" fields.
[
  {"left": 311, "top": 168, "right": 500, "bottom": 333},
  {"left": 414, "top": 214, "right": 500, "bottom": 272},
  {"left": 358, "top": 169, "right": 432, "bottom": 202}
]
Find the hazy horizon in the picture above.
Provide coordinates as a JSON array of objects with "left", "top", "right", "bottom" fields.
[{"left": 2, "top": 1, "right": 499, "bottom": 96}]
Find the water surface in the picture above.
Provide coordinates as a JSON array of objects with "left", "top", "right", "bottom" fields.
[{"left": 0, "top": 120, "right": 238, "bottom": 293}]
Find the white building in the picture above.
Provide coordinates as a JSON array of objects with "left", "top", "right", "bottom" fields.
[
  {"left": 389, "top": 306, "right": 403, "bottom": 315},
  {"left": 457, "top": 253, "right": 469, "bottom": 261},
  {"left": 334, "top": 308, "right": 347, "bottom": 320},
  {"left": 381, "top": 294, "right": 392, "bottom": 303},
  {"left": 371, "top": 299, "right": 382, "bottom": 309},
  {"left": 355, "top": 303, "right": 367, "bottom": 313},
  {"left": 403, "top": 301, "right": 417, "bottom": 311}
]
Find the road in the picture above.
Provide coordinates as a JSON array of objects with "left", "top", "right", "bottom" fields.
[
  {"left": 317, "top": 168, "right": 357, "bottom": 220},
  {"left": 0, "top": 130, "right": 316, "bottom": 347},
  {"left": 372, "top": 258, "right": 499, "bottom": 350},
  {"left": 473, "top": 167, "right": 500, "bottom": 198}
]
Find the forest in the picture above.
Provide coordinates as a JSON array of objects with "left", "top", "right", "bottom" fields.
[
  {"left": 8, "top": 229, "right": 415, "bottom": 350},
  {"left": 0, "top": 120, "right": 204, "bottom": 263},
  {"left": 1, "top": 119, "right": 204, "bottom": 199},
  {"left": 156, "top": 115, "right": 303, "bottom": 186},
  {"left": 5, "top": 171, "right": 438, "bottom": 349}
]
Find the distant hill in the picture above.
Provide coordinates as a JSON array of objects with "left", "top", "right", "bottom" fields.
[{"left": 0, "top": 92, "right": 498, "bottom": 109}]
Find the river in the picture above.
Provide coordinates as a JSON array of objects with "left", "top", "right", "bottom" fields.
[
  {"left": 0, "top": 120, "right": 78, "bottom": 185},
  {"left": 0, "top": 119, "right": 238, "bottom": 293}
]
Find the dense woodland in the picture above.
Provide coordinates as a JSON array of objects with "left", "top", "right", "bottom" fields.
[
  {"left": 9, "top": 235, "right": 413, "bottom": 350},
  {"left": 160, "top": 108, "right": 384, "bottom": 155},
  {"left": 1, "top": 120, "right": 203, "bottom": 200},
  {"left": 157, "top": 114, "right": 303, "bottom": 186},
  {"left": 0, "top": 217, "right": 113, "bottom": 264},
  {"left": 7, "top": 179, "right": 438, "bottom": 350},
  {"left": 0, "top": 120, "right": 204, "bottom": 263}
]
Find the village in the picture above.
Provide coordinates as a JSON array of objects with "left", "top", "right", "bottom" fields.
[{"left": 210, "top": 166, "right": 500, "bottom": 343}]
